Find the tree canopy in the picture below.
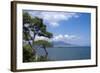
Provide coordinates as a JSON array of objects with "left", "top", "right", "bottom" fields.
[
  {"left": 33, "top": 40, "right": 53, "bottom": 48},
  {"left": 23, "top": 12, "right": 53, "bottom": 62}
]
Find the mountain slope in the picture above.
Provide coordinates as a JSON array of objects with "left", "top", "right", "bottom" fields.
[{"left": 52, "top": 41, "right": 75, "bottom": 47}]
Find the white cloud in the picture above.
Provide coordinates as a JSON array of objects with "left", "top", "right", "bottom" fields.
[
  {"left": 50, "top": 22, "right": 59, "bottom": 27},
  {"left": 52, "top": 34, "right": 79, "bottom": 42},
  {"left": 53, "top": 34, "right": 63, "bottom": 41},
  {"left": 34, "top": 34, "right": 79, "bottom": 44},
  {"left": 26, "top": 11, "right": 80, "bottom": 27},
  {"left": 64, "top": 34, "right": 76, "bottom": 39},
  {"left": 34, "top": 35, "right": 50, "bottom": 41},
  {"left": 64, "top": 34, "right": 69, "bottom": 38}
]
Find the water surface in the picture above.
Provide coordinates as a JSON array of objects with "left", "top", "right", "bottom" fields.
[{"left": 36, "top": 47, "right": 91, "bottom": 61}]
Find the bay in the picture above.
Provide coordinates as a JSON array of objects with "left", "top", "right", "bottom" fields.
[{"left": 36, "top": 47, "right": 91, "bottom": 61}]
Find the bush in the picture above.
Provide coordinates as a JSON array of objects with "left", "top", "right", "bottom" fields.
[
  {"left": 23, "top": 44, "right": 50, "bottom": 62},
  {"left": 23, "top": 45, "right": 35, "bottom": 62}
]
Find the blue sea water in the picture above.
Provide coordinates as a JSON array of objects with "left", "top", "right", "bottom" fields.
[{"left": 36, "top": 47, "right": 91, "bottom": 61}]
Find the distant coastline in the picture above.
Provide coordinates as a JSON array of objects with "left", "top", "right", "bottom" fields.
[{"left": 50, "top": 46, "right": 90, "bottom": 48}]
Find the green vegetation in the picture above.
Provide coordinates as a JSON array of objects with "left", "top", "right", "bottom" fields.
[
  {"left": 23, "top": 45, "right": 36, "bottom": 62},
  {"left": 23, "top": 12, "right": 53, "bottom": 62}
]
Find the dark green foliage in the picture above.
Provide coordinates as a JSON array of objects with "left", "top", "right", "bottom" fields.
[
  {"left": 33, "top": 40, "right": 53, "bottom": 47},
  {"left": 37, "top": 56, "right": 49, "bottom": 61},
  {"left": 23, "top": 45, "right": 35, "bottom": 62},
  {"left": 23, "top": 32, "right": 31, "bottom": 41},
  {"left": 23, "top": 12, "right": 32, "bottom": 24}
]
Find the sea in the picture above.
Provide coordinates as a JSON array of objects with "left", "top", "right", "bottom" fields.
[{"left": 36, "top": 47, "right": 91, "bottom": 61}]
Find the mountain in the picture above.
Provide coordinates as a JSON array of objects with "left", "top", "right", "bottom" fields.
[{"left": 52, "top": 41, "right": 75, "bottom": 47}]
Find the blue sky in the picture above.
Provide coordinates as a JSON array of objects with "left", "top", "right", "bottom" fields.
[{"left": 23, "top": 10, "right": 91, "bottom": 46}]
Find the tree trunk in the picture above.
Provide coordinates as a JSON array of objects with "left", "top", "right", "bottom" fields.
[
  {"left": 32, "top": 33, "right": 36, "bottom": 42},
  {"left": 31, "top": 33, "right": 36, "bottom": 55},
  {"left": 43, "top": 46, "right": 48, "bottom": 57}
]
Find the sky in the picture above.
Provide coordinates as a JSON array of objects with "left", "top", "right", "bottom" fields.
[{"left": 23, "top": 10, "right": 91, "bottom": 46}]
